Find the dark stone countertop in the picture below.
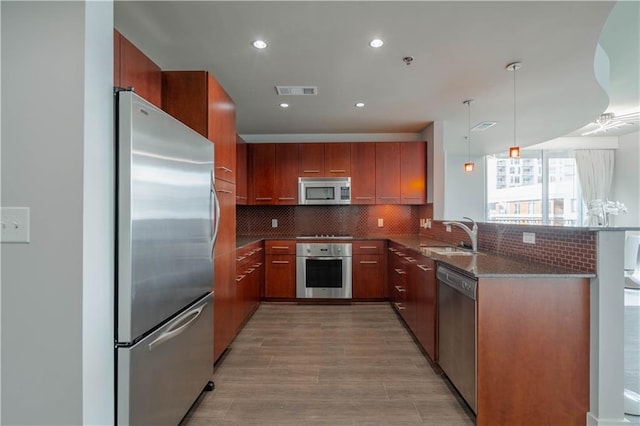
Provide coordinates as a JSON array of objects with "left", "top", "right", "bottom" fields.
[{"left": 236, "top": 234, "right": 595, "bottom": 278}]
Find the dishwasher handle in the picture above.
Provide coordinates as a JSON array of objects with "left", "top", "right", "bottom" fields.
[{"left": 437, "top": 266, "right": 477, "bottom": 300}]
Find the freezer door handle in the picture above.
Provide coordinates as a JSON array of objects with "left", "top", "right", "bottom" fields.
[
  {"left": 210, "top": 172, "right": 221, "bottom": 258},
  {"left": 148, "top": 304, "right": 205, "bottom": 351}
]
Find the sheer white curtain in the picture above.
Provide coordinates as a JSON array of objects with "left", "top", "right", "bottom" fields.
[{"left": 575, "top": 149, "right": 615, "bottom": 226}]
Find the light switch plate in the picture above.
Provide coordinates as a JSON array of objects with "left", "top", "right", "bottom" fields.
[
  {"left": 271, "top": 218, "right": 278, "bottom": 228},
  {"left": 1, "top": 207, "right": 30, "bottom": 243},
  {"left": 377, "top": 218, "right": 384, "bottom": 227}
]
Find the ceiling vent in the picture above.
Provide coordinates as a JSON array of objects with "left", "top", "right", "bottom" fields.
[
  {"left": 471, "top": 121, "right": 497, "bottom": 131},
  {"left": 275, "top": 86, "right": 318, "bottom": 96}
]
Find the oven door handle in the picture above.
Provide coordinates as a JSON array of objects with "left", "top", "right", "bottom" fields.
[{"left": 303, "top": 256, "right": 347, "bottom": 261}]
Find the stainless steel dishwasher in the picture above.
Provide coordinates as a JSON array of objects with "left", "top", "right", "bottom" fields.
[{"left": 437, "top": 265, "right": 477, "bottom": 413}]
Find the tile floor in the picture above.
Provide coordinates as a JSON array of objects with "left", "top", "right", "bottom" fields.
[{"left": 182, "top": 303, "right": 474, "bottom": 425}]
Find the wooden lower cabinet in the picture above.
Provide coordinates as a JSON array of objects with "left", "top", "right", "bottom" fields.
[
  {"left": 264, "top": 240, "right": 296, "bottom": 299},
  {"left": 235, "top": 243, "right": 263, "bottom": 330},
  {"left": 475, "top": 277, "right": 589, "bottom": 426},
  {"left": 352, "top": 240, "right": 386, "bottom": 300},
  {"left": 413, "top": 257, "right": 437, "bottom": 361},
  {"left": 213, "top": 251, "right": 235, "bottom": 362}
]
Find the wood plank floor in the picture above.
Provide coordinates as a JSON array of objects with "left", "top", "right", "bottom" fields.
[{"left": 182, "top": 303, "right": 474, "bottom": 425}]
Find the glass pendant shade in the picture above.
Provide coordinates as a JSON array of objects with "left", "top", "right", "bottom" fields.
[
  {"left": 509, "top": 146, "right": 521, "bottom": 158},
  {"left": 464, "top": 162, "right": 475, "bottom": 172}
]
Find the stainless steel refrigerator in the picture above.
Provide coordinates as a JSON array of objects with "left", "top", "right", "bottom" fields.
[{"left": 115, "top": 90, "right": 219, "bottom": 425}]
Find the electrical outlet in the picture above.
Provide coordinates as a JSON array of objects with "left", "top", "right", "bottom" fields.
[
  {"left": 426, "top": 219, "right": 432, "bottom": 229},
  {"left": 446, "top": 224, "right": 451, "bottom": 232},
  {"left": 523, "top": 232, "right": 536, "bottom": 244},
  {"left": 271, "top": 218, "right": 278, "bottom": 228},
  {"left": 1, "top": 207, "right": 30, "bottom": 243},
  {"left": 377, "top": 218, "right": 384, "bottom": 227},
  {"left": 420, "top": 219, "right": 425, "bottom": 228}
]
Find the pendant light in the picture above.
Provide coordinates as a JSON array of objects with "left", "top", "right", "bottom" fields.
[
  {"left": 463, "top": 100, "right": 475, "bottom": 172},
  {"left": 507, "top": 62, "right": 522, "bottom": 158}
]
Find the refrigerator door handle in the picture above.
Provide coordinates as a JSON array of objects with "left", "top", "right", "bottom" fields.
[
  {"left": 210, "top": 171, "right": 221, "bottom": 258},
  {"left": 148, "top": 304, "right": 205, "bottom": 352}
]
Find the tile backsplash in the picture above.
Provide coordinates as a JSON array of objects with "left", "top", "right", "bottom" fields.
[
  {"left": 420, "top": 217, "right": 596, "bottom": 273},
  {"left": 237, "top": 205, "right": 419, "bottom": 237},
  {"left": 238, "top": 203, "right": 596, "bottom": 273}
]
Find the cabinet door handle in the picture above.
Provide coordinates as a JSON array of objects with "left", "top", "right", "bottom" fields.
[
  {"left": 388, "top": 248, "right": 397, "bottom": 252},
  {"left": 271, "top": 260, "right": 290, "bottom": 264},
  {"left": 329, "top": 169, "right": 347, "bottom": 173},
  {"left": 394, "top": 285, "right": 405, "bottom": 293},
  {"left": 358, "top": 246, "right": 378, "bottom": 249},
  {"left": 218, "top": 189, "right": 233, "bottom": 194},
  {"left": 405, "top": 257, "right": 415, "bottom": 262},
  {"left": 236, "top": 274, "right": 246, "bottom": 282},
  {"left": 394, "top": 302, "right": 405, "bottom": 311},
  {"left": 403, "top": 197, "right": 422, "bottom": 200},
  {"left": 255, "top": 197, "right": 273, "bottom": 201},
  {"left": 302, "top": 169, "right": 320, "bottom": 173},
  {"left": 271, "top": 246, "right": 290, "bottom": 250},
  {"left": 244, "top": 268, "right": 255, "bottom": 274},
  {"left": 252, "top": 263, "right": 263, "bottom": 268},
  {"left": 417, "top": 265, "right": 434, "bottom": 271},
  {"left": 395, "top": 268, "right": 406, "bottom": 275},
  {"left": 236, "top": 255, "right": 246, "bottom": 262},
  {"left": 278, "top": 197, "right": 296, "bottom": 200},
  {"left": 355, "top": 196, "right": 373, "bottom": 200},
  {"left": 216, "top": 166, "right": 233, "bottom": 173},
  {"left": 379, "top": 196, "right": 398, "bottom": 200},
  {"left": 359, "top": 260, "right": 378, "bottom": 264}
]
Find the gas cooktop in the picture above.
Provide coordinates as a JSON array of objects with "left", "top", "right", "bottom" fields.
[{"left": 296, "top": 235, "right": 354, "bottom": 239}]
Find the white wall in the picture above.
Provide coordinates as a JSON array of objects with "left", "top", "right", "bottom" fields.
[
  {"left": 1, "top": 2, "right": 113, "bottom": 424},
  {"left": 443, "top": 154, "right": 486, "bottom": 221},
  {"left": 612, "top": 131, "right": 640, "bottom": 227},
  {"left": 421, "top": 121, "right": 445, "bottom": 219}
]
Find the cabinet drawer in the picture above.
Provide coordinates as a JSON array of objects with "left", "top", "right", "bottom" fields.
[
  {"left": 352, "top": 240, "right": 384, "bottom": 255},
  {"left": 265, "top": 240, "right": 296, "bottom": 254}
]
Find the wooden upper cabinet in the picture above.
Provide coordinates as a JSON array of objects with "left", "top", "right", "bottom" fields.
[
  {"left": 213, "top": 179, "right": 236, "bottom": 259},
  {"left": 400, "top": 142, "right": 426, "bottom": 205},
  {"left": 298, "top": 143, "right": 325, "bottom": 176},
  {"left": 115, "top": 30, "right": 162, "bottom": 108},
  {"left": 275, "top": 144, "right": 299, "bottom": 204},
  {"left": 350, "top": 142, "right": 376, "bottom": 204},
  {"left": 375, "top": 142, "right": 401, "bottom": 204},
  {"left": 297, "top": 143, "right": 351, "bottom": 177},
  {"left": 236, "top": 136, "right": 248, "bottom": 205},
  {"left": 161, "top": 71, "right": 237, "bottom": 184},
  {"left": 207, "top": 74, "right": 236, "bottom": 184},
  {"left": 249, "top": 143, "right": 276, "bottom": 204},
  {"left": 324, "top": 143, "right": 350, "bottom": 177}
]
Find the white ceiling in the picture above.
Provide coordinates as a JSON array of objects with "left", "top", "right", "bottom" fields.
[{"left": 114, "top": 1, "right": 639, "bottom": 155}]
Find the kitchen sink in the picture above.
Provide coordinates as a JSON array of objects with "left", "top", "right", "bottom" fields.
[{"left": 418, "top": 246, "right": 476, "bottom": 256}]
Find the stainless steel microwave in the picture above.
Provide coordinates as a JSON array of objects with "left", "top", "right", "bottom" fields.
[{"left": 298, "top": 177, "right": 351, "bottom": 205}]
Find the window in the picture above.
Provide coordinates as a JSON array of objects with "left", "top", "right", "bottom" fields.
[{"left": 486, "top": 150, "right": 583, "bottom": 226}]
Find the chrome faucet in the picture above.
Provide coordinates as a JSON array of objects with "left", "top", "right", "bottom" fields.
[{"left": 442, "top": 216, "right": 478, "bottom": 253}]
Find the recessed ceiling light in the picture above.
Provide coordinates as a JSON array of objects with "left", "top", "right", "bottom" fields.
[
  {"left": 369, "top": 39, "right": 384, "bottom": 48},
  {"left": 252, "top": 40, "right": 267, "bottom": 49},
  {"left": 355, "top": 102, "right": 365, "bottom": 108},
  {"left": 279, "top": 103, "right": 289, "bottom": 108}
]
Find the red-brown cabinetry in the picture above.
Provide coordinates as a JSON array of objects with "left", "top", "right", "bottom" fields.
[
  {"left": 114, "top": 30, "right": 162, "bottom": 108},
  {"left": 352, "top": 240, "right": 386, "bottom": 300},
  {"left": 161, "top": 70, "right": 237, "bottom": 184},
  {"left": 264, "top": 240, "right": 297, "bottom": 299},
  {"left": 350, "top": 143, "right": 376, "bottom": 204}
]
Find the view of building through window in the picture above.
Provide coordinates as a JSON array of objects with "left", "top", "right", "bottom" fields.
[{"left": 486, "top": 150, "right": 583, "bottom": 226}]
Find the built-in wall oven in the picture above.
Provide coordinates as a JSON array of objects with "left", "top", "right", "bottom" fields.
[{"left": 296, "top": 242, "right": 352, "bottom": 299}]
